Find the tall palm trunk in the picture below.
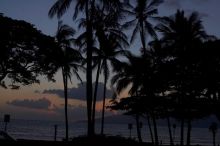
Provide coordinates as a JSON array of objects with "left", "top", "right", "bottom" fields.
[
  {"left": 167, "top": 116, "right": 174, "bottom": 145},
  {"left": 135, "top": 114, "right": 142, "bottom": 142},
  {"left": 147, "top": 115, "right": 154, "bottom": 144},
  {"left": 186, "top": 118, "right": 191, "bottom": 146},
  {"left": 62, "top": 69, "right": 68, "bottom": 141},
  {"left": 92, "top": 61, "right": 101, "bottom": 133},
  {"left": 180, "top": 118, "right": 185, "bottom": 146},
  {"left": 152, "top": 113, "right": 159, "bottom": 146},
  {"left": 140, "top": 20, "right": 146, "bottom": 55},
  {"left": 213, "top": 132, "right": 216, "bottom": 146},
  {"left": 85, "top": 0, "right": 94, "bottom": 136},
  {"left": 101, "top": 74, "right": 107, "bottom": 135}
]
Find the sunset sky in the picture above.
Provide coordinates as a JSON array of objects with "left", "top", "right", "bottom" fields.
[{"left": 0, "top": 0, "right": 220, "bottom": 122}]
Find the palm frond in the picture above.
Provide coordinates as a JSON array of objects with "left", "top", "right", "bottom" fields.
[
  {"left": 48, "top": 0, "right": 73, "bottom": 19},
  {"left": 116, "top": 78, "right": 132, "bottom": 94},
  {"left": 122, "top": 9, "right": 136, "bottom": 16},
  {"left": 130, "top": 23, "right": 140, "bottom": 44},
  {"left": 122, "top": 18, "right": 137, "bottom": 30},
  {"left": 73, "top": 69, "right": 83, "bottom": 83},
  {"left": 48, "top": 0, "right": 60, "bottom": 18},
  {"left": 77, "top": 18, "right": 87, "bottom": 29},
  {"left": 145, "top": 9, "right": 158, "bottom": 17},
  {"left": 145, "top": 21, "right": 157, "bottom": 39},
  {"left": 73, "top": 0, "right": 87, "bottom": 20},
  {"left": 147, "top": 0, "right": 163, "bottom": 11}
]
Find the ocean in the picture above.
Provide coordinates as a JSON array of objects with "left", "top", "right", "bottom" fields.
[{"left": 0, "top": 119, "right": 219, "bottom": 146}]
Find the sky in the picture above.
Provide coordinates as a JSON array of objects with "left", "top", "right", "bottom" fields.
[{"left": 0, "top": 0, "right": 220, "bottom": 122}]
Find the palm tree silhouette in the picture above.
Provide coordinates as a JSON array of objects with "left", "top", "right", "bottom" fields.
[
  {"left": 91, "top": 6, "right": 128, "bottom": 134},
  {"left": 49, "top": 0, "right": 126, "bottom": 136},
  {"left": 112, "top": 53, "right": 151, "bottom": 96},
  {"left": 111, "top": 53, "right": 162, "bottom": 144},
  {"left": 49, "top": 0, "right": 95, "bottom": 135},
  {"left": 146, "top": 115, "right": 154, "bottom": 144},
  {"left": 53, "top": 21, "right": 83, "bottom": 141},
  {"left": 172, "top": 124, "right": 176, "bottom": 143},
  {"left": 209, "top": 122, "right": 218, "bottom": 146},
  {"left": 110, "top": 96, "right": 144, "bottom": 142},
  {"left": 156, "top": 10, "right": 209, "bottom": 146},
  {"left": 94, "top": 35, "right": 128, "bottom": 134},
  {"left": 156, "top": 10, "right": 208, "bottom": 56},
  {"left": 111, "top": 54, "right": 145, "bottom": 142},
  {"left": 123, "top": 0, "right": 162, "bottom": 54}
]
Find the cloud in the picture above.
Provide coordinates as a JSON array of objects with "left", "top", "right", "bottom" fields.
[
  {"left": 7, "top": 98, "right": 51, "bottom": 110},
  {"left": 42, "top": 82, "right": 113, "bottom": 101},
  {"left": 190, "top": 0, "right": 209, "bottom": 5},
  {"left": 53, "top": 104, "right": 86, "bottom": 114},
  {"left": 163, "top": 0, "right": 209, "bottom": 9},
  {"left": 184, "top": 9, "right": 209, "bottom": 18},
  {"left": 199, "top": 12, "right": 209, "bottom": 18},
  {"left": 163, "top": 0, "right": 182, "bottom": 8},
  {"left": 52, "top": 103, "right": 115, "bottom": 121}
]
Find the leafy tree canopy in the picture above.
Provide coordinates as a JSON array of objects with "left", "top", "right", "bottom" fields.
[{"left": 0, "top": 15, "right": 56, "bottom": 89}]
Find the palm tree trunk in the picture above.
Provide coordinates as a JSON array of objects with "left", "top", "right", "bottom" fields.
[
  {"left": 62, "top": 69, "right": 68, "bottom": 141},
  {"left": 167, "top": 116, "right": 174, "bottom": 145},
  {"left": 135, "top": 114, "right": 142, "bottom": 142},
  {"left": 85, "top": 0, "right": 94, "bottom": 136},
  {"left": 186, "top": 118, "right": 191, "bottom": 146},
  {"left": 213, "top": 132, "right": 216, "bottom": 146},
  {"left": 101, "top": 74, "right": 107, "bottom": 135},
  {"left": 147, "top": 115, "right": 154, "bottom": 144},
  {"left": 92, "top": 61, "right": 101, "bottom": 133},
  {"left": 152, "top": 113, "right": 159, "bottom": 146},
  {"left": 180, "top": 118, "right": 185, "bottom": 146},
  {"left": 139, "top": 21, "right": 146, "bottom": 55}
]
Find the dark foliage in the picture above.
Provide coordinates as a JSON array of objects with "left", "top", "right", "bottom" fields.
[{"left": 0, "top": 15, "right": 56, "bottom": 89}]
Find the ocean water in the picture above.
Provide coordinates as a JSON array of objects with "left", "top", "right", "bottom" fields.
[{"left": 0, "top": 119, "right": 219, "bottom": 146}]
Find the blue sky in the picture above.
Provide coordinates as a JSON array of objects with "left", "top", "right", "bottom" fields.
[
  {"left": 0, "top": 0, "right": 220, "bottom": 121},
  {"left": 1, "top": 0, "right": 220, "bottom": 37}
]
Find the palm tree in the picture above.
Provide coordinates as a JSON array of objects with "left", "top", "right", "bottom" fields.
[
  {"left": 53, "top": 21, "right": 83, "bottom": 141},
  {"left": 110, "top": 96, "right": 144, "bottom": 142},
  {"left": 49, "top": 0, "right": 95, "bottom": 135},
  {"left": 100, "top": 47, "right": 128, "bottom": 135},
  {"left": 156, "top": 10, "right": 209, "bottom": 146},
  {"left": 156, "top": 10, "right": 208, "bottom": 56},
  {"left": 49, "top": 0, "right": 127, "bottom": 136},
  {"left": 146, "top": 115, "right": 154, "bottom": 144},
  {"left": 88, "top": 4, "right": 128, "bottom": 134},
  {"left": 209, "top": 122, "right": 218, "bottom": 146},
  {"left": 94, "top": 33, "right": 129, "bottom": 135},
  {"left": 111, "top": 54, "right": 144, "bottom": 142},
  {"left": 149, "top": 39, "right": 178, "bottom": 146},
  {"left": 123, "top": 0, "right": 163, "bottom": 54},
  {"left": 112, "top": 53, "right": 148, "bottom": 96},
  {"left": 111, "top": 53, "right": 160, "bottom": 143}
]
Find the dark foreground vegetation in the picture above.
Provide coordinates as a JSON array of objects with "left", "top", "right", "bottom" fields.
[
  {"left": 0, "top": 135, "right": 205, "bottom": 146},
  {"left": 0, "top": 136, "right": 147, "bottom": 146}
]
